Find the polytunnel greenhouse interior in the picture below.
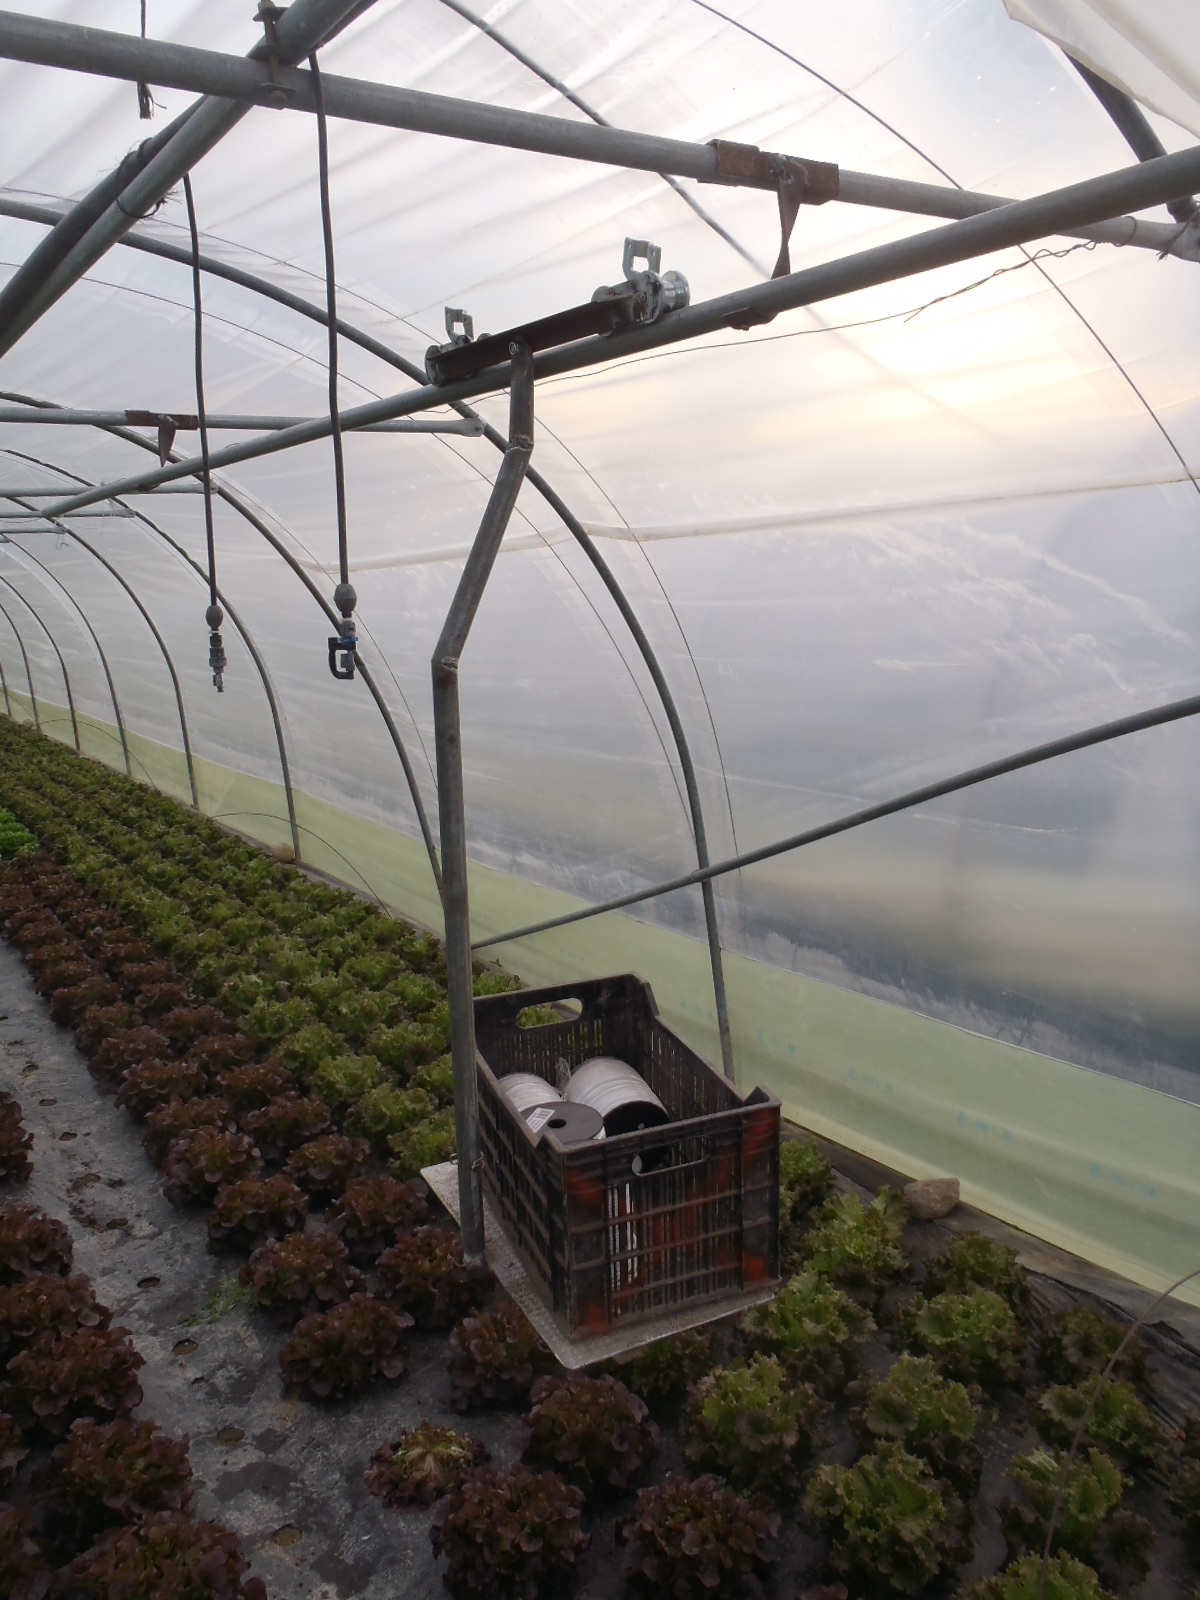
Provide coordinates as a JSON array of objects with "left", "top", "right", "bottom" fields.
[{"left": 0, "top": 1, "right": 1196, "bottom": 1597}]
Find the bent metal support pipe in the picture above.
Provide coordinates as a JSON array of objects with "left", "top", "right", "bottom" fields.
[
  {"left": 434, "top": 342, "right": 535, "bottom": 1264},
  {"left": 0, "top": 523, "right": 132, "bottom": 776},
  {"left": 12, "top": 502, "right": 201, "bottom": 808},
  {"left": 517, "top": 461, "right": 735, "bottom": 1080},
  {"left": 0, "top": 575, "right": 79, "bottom": 751},
  {"left": 0, "top": 391, "right": 443, "bottom": 897},
  {"left": 0, "top": 596, "right": 37, "bottom": 727}
]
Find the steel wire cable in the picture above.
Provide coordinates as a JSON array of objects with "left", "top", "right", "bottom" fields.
[
  {"left": 181, "top": 172, "right": 226, "bottom": 691},
  {"left": 309, "top": 49, "right": 357, "bottom": 674}
]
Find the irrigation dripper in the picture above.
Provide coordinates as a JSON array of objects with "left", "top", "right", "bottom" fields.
[
  {"left": 328, "top": 581, "right": 357, "bottom": 680},
  {"left": 206, "top": 603, "right": 226, "bottom": 692}
]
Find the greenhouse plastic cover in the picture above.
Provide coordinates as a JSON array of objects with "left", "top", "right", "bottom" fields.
[{"left": 0, "top": 0, "right": 1197, "bottom": 1301}]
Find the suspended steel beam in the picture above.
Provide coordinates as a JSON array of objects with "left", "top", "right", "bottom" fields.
[
  {"left": 0, "top": 511, "right": 135, "bottom": 521},
  {"left": 39, "top": 140, "right": 1200, "bottom": 519},
  {"left": 434, "top": 343, "right": 535, "bottom": 1263},
  {"left": 0, "top": 407, "right": 484, "bottom": 435},
  {"left": 0, "top": 11, "right": 1193, "bottom": 260},
  {"left": 0, "top": 0, "right": 371, "bottom": 359}
]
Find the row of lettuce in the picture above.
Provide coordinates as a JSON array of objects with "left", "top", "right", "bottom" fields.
[{"left": 0, "top": 721, "right": 1197, "bottom": 1599}]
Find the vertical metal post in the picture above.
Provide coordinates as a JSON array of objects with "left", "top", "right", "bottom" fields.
[
  {"left": 433, "top": 342, "right": 534, "bottom": 1263},
  {"left": 0, "top": 599, "right": 39, "bottom": 728},
  {"left": 0, "top": 579, "right": 79, "bottom": 749}
]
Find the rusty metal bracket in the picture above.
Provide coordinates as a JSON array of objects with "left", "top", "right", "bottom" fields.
[
  {"left": 707, "top": 147, "right": 839, "bottom": 327},
  {"left": 256, "top": 1, "right": 293, "bottom": 106},
  {"left": 124, "top": 410, "right": 199, "bottom": 463},
  {"left": 706, "top": 139, "right": 840, "bottom": 201}
]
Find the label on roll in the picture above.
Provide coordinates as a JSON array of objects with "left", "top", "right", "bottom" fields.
[{"left": 525, "top": 1105, "right": 557, "bottom": 1133}]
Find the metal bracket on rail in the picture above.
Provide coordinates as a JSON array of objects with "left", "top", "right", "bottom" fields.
[
  {"left": 256, "top": 0, "right": 294, "bottom": 107},
  {"left": 424, "top": 238, "right": 690, "bottom": 386}
]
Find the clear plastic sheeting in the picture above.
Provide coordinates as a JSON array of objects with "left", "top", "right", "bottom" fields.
[
  {"left": 1005, "top": 0, "right": 1200, "bottom": 139},
  {"left": 0, "top": 0, "right": 1197, "bottom": 1300}
]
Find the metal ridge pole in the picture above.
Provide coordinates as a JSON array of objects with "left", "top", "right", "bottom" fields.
[
  {"left": 0, "top": 0, "right": 370, "bottom": 359},
  {"left": 1, "top": 522, "right": 132, "bottom": 776},
  {"left": 0, "top": 12, "right": 1192, "bottom": 256},
  {"left": 434, "top": 342, "right": 534, "bottom": 1264},
  {"left": 474, "top": 691, "right": 1200, "bottom": 950},
  {"left": 39, "top": 139, "right": 1200, "bottom": 518},
  {"left": 0, "top": 407, "right": 484, "bottom": 434},
  {"left": 0, "top": 578, "right": 77, "bottom": 748}
]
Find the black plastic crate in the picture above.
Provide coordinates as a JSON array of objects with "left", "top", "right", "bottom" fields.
[{"left": 474, "top": 974, "right": 780, "bottom": 1339}]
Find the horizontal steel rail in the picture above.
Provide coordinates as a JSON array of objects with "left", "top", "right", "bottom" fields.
[
  {"left": 0, "top": 406, "right": 483, "bottom": 434},
  {"left": 0, "top": 10, "right": 1190, "bottom": 257},
  {"left": 37, "top": 140, "right": 1200, "bottom": 519},
  {"left": 0, "top": 485, "right": 203, "bottom": 497}
]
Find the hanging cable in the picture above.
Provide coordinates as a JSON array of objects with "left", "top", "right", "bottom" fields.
[
  {"left": 310, "top": 49, "right": 357, "bottom": 681},
  {"left": 182, "top": 172, "right": 225, "bottom": 692},
  {"left": 136, "top": 0, "right": 153, "bottom": 120}
]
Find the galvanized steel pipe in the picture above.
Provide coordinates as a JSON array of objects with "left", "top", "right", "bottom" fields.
[
  {"left": 40, "top": 139, "right": 1200, "bottom": 519},
  {"left": 0, "top": 10, "right": 1191, "bottom": 257},
  {"left": 433, "top": 342, "right": 535, "bottom": 1264}
]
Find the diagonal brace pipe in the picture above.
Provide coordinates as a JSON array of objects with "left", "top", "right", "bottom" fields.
[{"left": 434, "top": 342, "right": 534, "bottom": 1263}]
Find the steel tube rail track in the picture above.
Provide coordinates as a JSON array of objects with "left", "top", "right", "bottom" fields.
[
  {"left": 38, "top": 140, "right": 1200, "bottom": 519},
  {"left": 433, "top": 343, "right": 535, "bottom": 1263},
  {"left": 0, "top": 485, "right": 204, "bottom": 497},
  {"left": 0, "top": 407, "right": 483, "bottom": 435},
  {"left": 0, "top": 11, "right": 1191, "bottom": 258},
  {"left": 0, "top": 0, "right": 370, "bottom": 358}
]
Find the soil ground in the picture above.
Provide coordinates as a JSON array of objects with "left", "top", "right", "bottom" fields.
[{"left": 2, "top": 936, "right": 1197, "bottom": 1599}]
